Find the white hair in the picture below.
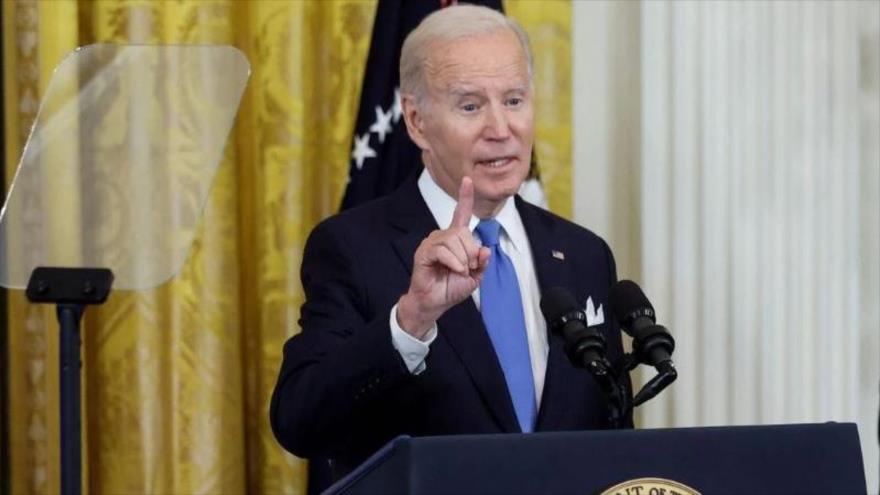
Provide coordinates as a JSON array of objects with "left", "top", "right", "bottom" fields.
[{"left": 399, "top": 4, "right": 533, "bottom": 100}]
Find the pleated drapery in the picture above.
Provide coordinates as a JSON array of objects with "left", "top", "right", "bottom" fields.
[
  {"left": 572, "top": 1, "right": 879, "bottom": 489},
  {"left": 2, "top": 1, "right": 572, "bottom": 493}
]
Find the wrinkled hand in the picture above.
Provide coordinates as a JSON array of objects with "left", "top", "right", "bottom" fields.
[{"left": 397, "top": 177, "right": 491, "bottom": 339}]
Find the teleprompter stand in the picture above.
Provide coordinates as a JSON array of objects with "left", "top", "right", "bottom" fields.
[
  {"left": 0, "top": 44, "right": 250, "bottom": 495},
  {"left": 25, "top": 267, "right": 113, "bottom": 495}
]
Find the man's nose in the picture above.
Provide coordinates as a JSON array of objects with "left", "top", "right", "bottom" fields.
[{"left": 482, "top": 104, "right": 511, "bottom": 140}]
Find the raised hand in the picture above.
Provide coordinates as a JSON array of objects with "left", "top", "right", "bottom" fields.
[{"left": 397, "top": 177, "right": 491, "bottom": 339}]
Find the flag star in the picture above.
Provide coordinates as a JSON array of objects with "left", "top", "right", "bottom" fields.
[
  {"left": 369, "top": 105, "right": 394, "bottom": 143},
  {"left": 391, "top": 88, "right": 403, "bottom": 123},
  {"left": 351, "top": 132, "right": 377, "bottom": 170}
]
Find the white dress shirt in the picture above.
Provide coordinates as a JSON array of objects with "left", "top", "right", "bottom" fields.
[{"left": 390, "top": 170, "right": 550, "bottom": 405}]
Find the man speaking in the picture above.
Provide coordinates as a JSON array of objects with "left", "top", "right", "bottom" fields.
[{"left": 270, "top": 4, "right": 629, "bottom": 479}]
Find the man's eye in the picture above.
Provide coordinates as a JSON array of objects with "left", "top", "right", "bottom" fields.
[
  {"left": 507, "top": 97, "right": 523, "bottom": 107},
  {"left": 461, "top": 103, "right": 478, "bottom": 112}
]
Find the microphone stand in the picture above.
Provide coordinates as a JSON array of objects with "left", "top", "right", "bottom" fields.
[
  {"left": 632, "top": 360, "right": 677, "bottom": 407},
  {"left": 615, "top": 352, "right": 677, "bottom": 408},
  {"left": 622, "top": 321, "right": 678, "bottom": 408},
  {"left": 587, "top": 348, "right": 677, "bottom": 428},
  {"left": 579, "top": 357, "right": 632, "bottom": 430}
]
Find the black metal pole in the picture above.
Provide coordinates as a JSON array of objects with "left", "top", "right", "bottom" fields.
[
  {"left": 26, "top": 267, "right": 113, "bottom": 495},
  {"left": 57, "top": 303, "right": 83, "bottom": 495}
]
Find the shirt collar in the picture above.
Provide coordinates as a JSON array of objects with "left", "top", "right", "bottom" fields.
[{"left": 417, "top": 169, "right": 528, "bottom": 254}]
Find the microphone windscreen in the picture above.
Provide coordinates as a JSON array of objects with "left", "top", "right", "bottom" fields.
[
  {"left": 540, "top": 286, "right": 580, "bottom": 323},
  {"left": 610, "top": 280, "right": 654, "bottom": 323}
]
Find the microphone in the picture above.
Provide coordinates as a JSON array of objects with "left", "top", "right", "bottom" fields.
[
  {"left": 610, "top": 280, "right": 675, "bottom": 368},
  {"left": 610, "top": 280, "right": 677, "bottom": 406},
  {"left": 540, "top": 287, "right": 610, "bottom": 378},
  {"left": 541, "top": 287, "right": 633, "bottom": 428}
]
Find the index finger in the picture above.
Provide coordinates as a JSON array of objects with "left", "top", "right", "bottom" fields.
[{"left": 450, "top": 176, "right": 474, "bottom": 228}]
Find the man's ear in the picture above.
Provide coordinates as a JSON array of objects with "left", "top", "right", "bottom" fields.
[{"left": 401, "top": 94, "right": 430, "bottom": 150}]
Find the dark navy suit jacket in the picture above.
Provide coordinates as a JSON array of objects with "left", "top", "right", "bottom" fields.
[{"left": 270, "top": 178, "right": 629, "bottom": 478}]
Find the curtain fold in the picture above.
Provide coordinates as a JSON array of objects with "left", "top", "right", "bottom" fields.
[
  {"left": 3, "top": 1, "right": 571, "bottom": 494},
  {"left": 572, "top": 1, "right": 878, "bottom": 490}
]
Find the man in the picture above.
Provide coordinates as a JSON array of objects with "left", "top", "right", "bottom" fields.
[{"left": 270, "top": 5, "right": 629, "bottom": 480}]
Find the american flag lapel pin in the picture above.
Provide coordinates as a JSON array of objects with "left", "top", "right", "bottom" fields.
[{"left": 551, "top": 249, "right": 565, "bottom": 261}]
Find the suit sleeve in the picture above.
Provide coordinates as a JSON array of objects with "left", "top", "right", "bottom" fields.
[{"left": 269, "top": 218, "right": 412, "bottom": 459}]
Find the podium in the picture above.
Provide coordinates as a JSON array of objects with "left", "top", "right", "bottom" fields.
[{"left": 324, "top": 423, "right": 866, "bottom": 494}]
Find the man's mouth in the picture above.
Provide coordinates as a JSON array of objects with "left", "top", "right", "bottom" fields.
[{"left": 476, "top": 156, "right": 515, "bottom": 168}]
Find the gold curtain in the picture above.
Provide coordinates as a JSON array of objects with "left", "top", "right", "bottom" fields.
[{"left": 2, "top": 1, "right": 570, "bottom": 493}]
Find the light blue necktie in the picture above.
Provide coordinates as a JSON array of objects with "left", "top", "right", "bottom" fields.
[{"left": 475, "top": 219, "right": 536, "bottom": 433}]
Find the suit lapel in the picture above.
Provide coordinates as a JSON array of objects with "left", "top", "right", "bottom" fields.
[
  {"left": 515, "top": 198, "right": 575, "bottom": 430},
  {"left": 389, "top": 180, "right": 436, "bottom": 273},
  {"left": 389, "top": 181, "right": 521, "bottom": 433}
]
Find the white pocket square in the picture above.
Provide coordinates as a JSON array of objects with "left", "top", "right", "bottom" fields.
[{"left": 584, "top": 296, "right": 605, "bottom": 327}]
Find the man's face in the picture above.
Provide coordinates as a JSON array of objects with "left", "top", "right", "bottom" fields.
[{"left": 403, "top": 28, "right": 534, "bottom": 217}]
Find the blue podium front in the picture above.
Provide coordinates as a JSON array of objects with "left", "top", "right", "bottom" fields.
[{"left": 325, "top": 423, "right": 866, "bottom": 494}]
